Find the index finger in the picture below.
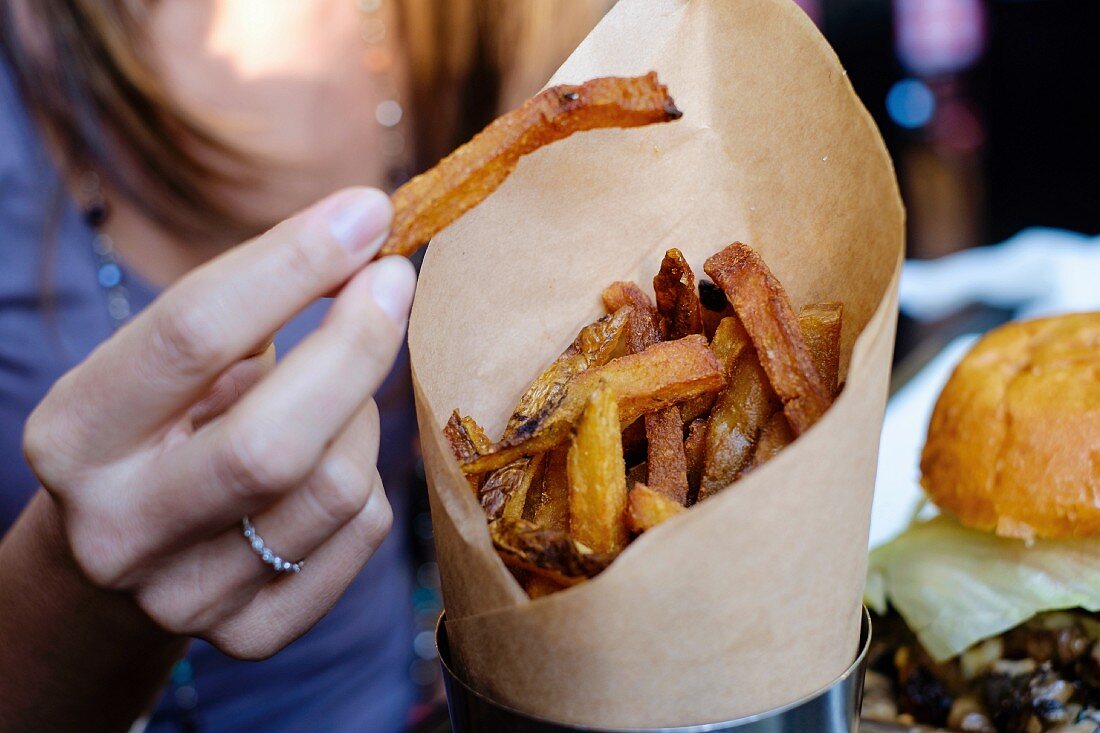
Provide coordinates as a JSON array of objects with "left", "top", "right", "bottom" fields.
[{"left": 59, "top": 188, "right": 392, "bottom": 455}]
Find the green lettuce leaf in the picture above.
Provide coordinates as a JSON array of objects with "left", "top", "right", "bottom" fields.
[{"left": 866, "top": 514, "right": 1100, "bottom": 661}]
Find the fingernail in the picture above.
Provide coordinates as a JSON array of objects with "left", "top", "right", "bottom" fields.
[
  {"left": 327, "top": 188, "right": 392, "bottom": 254},
  {"left": 370, "top": 257, "right": 416, "bottom": 327}
]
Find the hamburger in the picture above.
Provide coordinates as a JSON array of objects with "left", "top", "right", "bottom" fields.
[{"left": 863, "top": 313, "right": 1100, "bottom": 732}]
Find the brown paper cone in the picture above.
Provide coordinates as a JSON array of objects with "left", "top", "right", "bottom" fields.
[{"left": 407, "top": 0, "right": 904, "bottom": 726}]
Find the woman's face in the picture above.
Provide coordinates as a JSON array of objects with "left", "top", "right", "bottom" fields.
[{"left": 149, "top": 0, "right": 401, "bottom": 226}]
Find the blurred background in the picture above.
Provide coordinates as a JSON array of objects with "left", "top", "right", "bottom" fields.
[{"left": 814, "top": 0, "right": 1100, "bottom": 376}]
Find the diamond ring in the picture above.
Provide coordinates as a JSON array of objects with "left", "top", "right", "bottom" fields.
[{"left": 241, "top": 517, "right": 304, "bottom": 574}]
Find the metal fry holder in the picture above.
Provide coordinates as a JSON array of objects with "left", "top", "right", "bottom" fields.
[{"left": 436, "top": 607, "right": 871, "bottom": 733}]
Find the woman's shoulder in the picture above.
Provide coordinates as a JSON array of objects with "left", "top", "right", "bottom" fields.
[
  {"left": 0, "top": 54, "right": 88, "bottom": 279},
  {"left": 0, "top": 54, "right": 71, "bottom": 288},
  {"left": 0, "top": 55, "right": 112, "bottom": 363},
  {"left": 0, "top": 56, "right": 53, "bottom": 193}
]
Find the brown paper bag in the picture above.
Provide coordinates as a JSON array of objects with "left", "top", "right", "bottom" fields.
[{"left": 407, "top": 0, "right": 904, "bottom": 726}]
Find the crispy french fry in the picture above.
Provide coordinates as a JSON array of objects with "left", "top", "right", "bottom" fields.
[
  {"left": 444, "top": 410, "right": 481, "bottom": 464},
  {"left": 625, "top": 483, "right": 687, "bottom": 533},
  {"left": 738, "top": 304, "right": 839, "bottom": 476},
  {"left": 679, "top": 393, "right": 715, "bottom": 424},
  {"left": 469, "top": 309, "right": 632, "bottom": 518},
  {"left": 573, "top": 335, "right": 723, "bottom": 426},
  {"left": 445, "top": 411, "right": 494, "bottom": 494},
  {"left": 653, "top": 248, "right": 703, "bottom": 340},
  {"left": 709, "top": 316, "right": 752, "bottom": 374},
  {"left": 704, "top": 243, "right": 830, "bottom": 436},
  {"left": 479, "top": 453, "right": 546, "bottom": 522},
  {"left": 747, "top": 411, "right": 794, "bottom": 470},
  {"left": 683, "top": 417, "right": 708, "bottom": 497},
  {"left": 697, "top": 350, "right": 779, "bottom": 501},
  {"left": 527, "top": 448, "right": 570, "bottom": 532},
  {"left": 698, "top": 278, "right": 733, "bottom": 340},
  {"left": 524, "top": 575, "right": 566, "bottom": 599},
  {"left": 382, "top": 73, "right": 682, "bottom": 258},
  {"left": 568, "top": 388, "right": 629, "bottom": 555},
  {"left": 602, "top": 281, "right": 661, "bottom": 353},
  {"left": 734, "top": 300, "right": 842, "bottom": 482},
  {"left": 644, "top": 408, "right": 689, "bottom": 504},
  {"left": 505, "top": 307, "right": 630, "bottom": 439},
  {"left": 651, "top": 260, "right": 712, "bottom": 422},
  {"left": 460, "top": 415, "right": 493, "bottom": 454},
  {"left": 679, "top": 315, "right": 749, "bottom": 422},
  {"left": 602, "top": 281, "right": 689, "bottom": 504},
  {"left": 798, "top": 302, "right": 843, "bottom": 397},
  {"left": 490, "top": 519, "right": 611, "bottom": 586},
  {"left": 463, "top": 335, "right": 725, "bottom": 474}
]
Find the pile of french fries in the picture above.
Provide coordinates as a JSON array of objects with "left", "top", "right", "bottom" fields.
[{"left": 446, "top": 242, "right": 843, "bottom": 598}]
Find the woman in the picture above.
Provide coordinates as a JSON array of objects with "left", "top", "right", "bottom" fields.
[{"left": 0, "top": 1, "right": 609, "bottom": 731}]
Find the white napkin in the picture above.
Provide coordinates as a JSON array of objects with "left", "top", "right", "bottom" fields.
[{"left": 869, "top": 228, "right": 1100, "bottom": 547}]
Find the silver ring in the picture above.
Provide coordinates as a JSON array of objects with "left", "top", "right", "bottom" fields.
[{"left": 241, "top": 517, "right": 304, "bottom": 574}]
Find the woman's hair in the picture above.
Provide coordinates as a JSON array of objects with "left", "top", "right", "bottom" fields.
[
  {"left": 0, "top": 0, "right": 612, "bottom": 244},
  {"left": 0, "top": 0, "right": 256, "bottom": 242}
]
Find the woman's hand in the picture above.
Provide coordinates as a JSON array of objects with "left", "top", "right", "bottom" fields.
[{"left": 22, "top": 187, "right": 416, "bottom": 659}]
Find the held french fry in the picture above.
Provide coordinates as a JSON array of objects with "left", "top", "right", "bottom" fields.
[
  {"left": 602, "top": 281, "right": 689, "bottom": 504},
  {"left": 382, "top": 73, "right": 682, "bottom": 258},
  {"left": 697, "top": 350, "right": 779, "bottom": 501},
  {"left": 462, "top": 336, "right": 725, "bottom": 474},
  {"left": 568, "top": 388, "right": 630, "bottom": 555},
  {"left": 625, "top": 483, "right": 687, "bottom": 533},
  {"left": 653, "top": 248, "right": 703, "bottom": 340},
  {"left": 704, "top": 243, "right": 830, "bottom": 436},
  {"left": 490, "top": 519, "right": 611, "bottom": 586},
  {"left": 798, "top": 302, "right": 843, "bottom": 397}
]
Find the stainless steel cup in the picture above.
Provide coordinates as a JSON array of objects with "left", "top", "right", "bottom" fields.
[{"left": 436, "top": 607, "right": 871, "bottom": 733}]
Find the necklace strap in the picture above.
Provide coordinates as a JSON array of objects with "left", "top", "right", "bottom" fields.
[{"left": 80, "top": 172, "right": 132, "bottom": 329}]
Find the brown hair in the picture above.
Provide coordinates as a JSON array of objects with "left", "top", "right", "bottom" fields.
[
  {"left": 0, "top": 0, "right": 613, "bottom": 243},
  {"left": 0, "top": 0, "right": 257, "bottom": 242}
]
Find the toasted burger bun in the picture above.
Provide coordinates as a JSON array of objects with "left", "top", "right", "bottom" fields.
[{"left": 920, "top": 312, "right": 1100, "bottom": 541}]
